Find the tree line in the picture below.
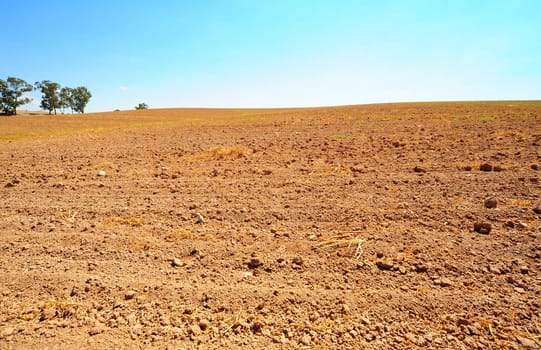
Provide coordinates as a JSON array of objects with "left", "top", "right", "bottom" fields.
[{"left": 0, "top": 76, "right": 92, "bottom": 116}]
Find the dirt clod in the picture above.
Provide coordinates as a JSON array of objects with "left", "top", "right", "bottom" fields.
[
  {"left": 473, "top": 222, "right": 491, "bottom": 234},
  {"left": 247, "top": 258, "right": 263, "bottom": 269},
  {"left": 292, "top": 256, "right": 304, "bottom": 266},
  {"left": 479, "top": 163, "right": 493, "bottom": 172},
  {"left": 198, "top": 319, "right": 209, "bottom": 331},
  {"left": 251, "top": 321, "right": 264, "bottom": 333},
  {"left": 376, "top": 260, "right": 394, "bottom": 270},
  {"left": 125, "top": 290, "right": 137, "bottom": 300},
  {"left": 484, "top": 198, "right": 497, "bottom": 209}
]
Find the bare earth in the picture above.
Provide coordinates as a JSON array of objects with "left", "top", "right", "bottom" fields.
[{"left": 1, "top": 102, "right": 540, "bottom": 349}]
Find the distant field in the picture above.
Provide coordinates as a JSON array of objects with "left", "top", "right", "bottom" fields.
[{"left": 2, "top": 101, "right": 540, "bottom": 142}]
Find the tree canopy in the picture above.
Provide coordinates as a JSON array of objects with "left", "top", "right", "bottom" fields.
[
  {"left": 0, "top": 79, "right": 6, "bottom": 111},
  {"left": 1, "top": 76, "right": 92, "bottom": 115},
  {"left": 35, "top": 80, "right": 61, "bottom": 115},
  {"left": 0, "top": 77, "right": 33, "bottom": 115},
  {"left": 135, "top": 102, "right": 149, "bottom": 110},
  {"left": 71, "top": 86, "right": 92, "bottom": 114},
  {"left": 59, "top": 87, "right": 75, "bottom": 114}
]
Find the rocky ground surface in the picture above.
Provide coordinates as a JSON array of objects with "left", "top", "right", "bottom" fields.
[{"left": 0, "top": 102, "right": 540, "bottom": 349}]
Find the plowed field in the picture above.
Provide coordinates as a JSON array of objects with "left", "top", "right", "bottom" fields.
[{"left": 1, "top": 101, "right": 540, "bottom": 349}]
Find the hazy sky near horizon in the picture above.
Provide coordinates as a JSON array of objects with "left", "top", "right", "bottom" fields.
[{"left": 2, "top": 0, "right": 540, "bottom": 112}]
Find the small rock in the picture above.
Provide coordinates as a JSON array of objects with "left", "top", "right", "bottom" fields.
[
  {"left": 440, "top": 277, "right": 453, "bottom": 287},
  {"left": 251, "top": 321, "right": 264, "bottom": 333},
  {"left": 300, "top": 334, "right": 311, "bottom": 345},
  {"left": 532, "top": 164, "right": 539, "bottom": 171},
  {"left": 309, "top": 312, "right": 320, "bottom": 322},
  {"left": 125, "top": 290, "right": 137, "bottom": 300},
  {"left": 473, "top": 222, "right": 491, "bottom": 234},
  {"left": 518, "top": 221, "right": 528, "bottom": 229},
  {"left": 292, "top": 256, "right": 304, "bottom": 266},
  {"left": 4, "top": 182, "right": 15, "bottom": 188},
  {"left": 533, "top": 202, "right": 541, "bottom": 214},
  {"left": 195, "top": 212, "right": 205, "bottom": 224},
  {"left": 479, "top": 163, "right": 493, "bottom": 172},
  {"left": 519, "top": 265, "right": 529, "bottom": 274},
  {"left": 247, "top": 258, "right": 263, "bottom": 269},
  {"left": 198, "top": 319, "right": 209, "bottom": 331},
  {"left": 171, "top": 258, "right": 183, "bottom": 267},
  {"left": 241, "top": 271, "right": 253, "bottom": 278},
  {"left": 413, "top": 166, "right": 426, "bottom": 173},
  {"left": 89, "top": 325, "right": 104, "bottom": 336},
  {"left": 413, "top": 262, "right": 429, "bottom": 273},
  {"left": 360, "top": 316, "right": 371, "bottom": 325},
  {"left": 484, "top": 198, "right": 497, "bottom": 209},
  {"left": 488, "top": 264, "right": 502, "bottom": 274},
  {"left": 97, "top": 170, "right": 106, "bottom": 177},
  {"left": 493, "top": 165, "right": 503, "bottom": 172},
  {"left": 376, "top": 259, "right": 394, "bottom": 270},
  {"left": 434, "top": 277, "right": 453, "bottom": 287}
]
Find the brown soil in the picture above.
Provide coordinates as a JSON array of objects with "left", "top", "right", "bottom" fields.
[{"left": 1, "top": 102, "right": 540, "bottom": 349}]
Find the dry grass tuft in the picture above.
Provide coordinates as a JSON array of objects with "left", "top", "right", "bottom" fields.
[
  {"left": 314, "top": 233, "right": 365, "bottom": 259},
  {"left": 40, "top": 299, "right": 82, "bottom": 320}
]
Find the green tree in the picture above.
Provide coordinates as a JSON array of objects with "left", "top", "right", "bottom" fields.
[
  {"left": 35, "top": 80, "right": 61, "bottom": 115},
  {"left": 71, "top": 86, "right": 92, "bottom": 114},
  {"left": 1, "top": 77, "right": 33, "bottom": 115},
  {"left": 135, "top": 102, "right": 149, "bottom": 110},
  {"left": 0, "top": 79, "right": 6, "bottom": 114},
  {"left": 59, "top": 87, "right": 74, "bottom": 114}
]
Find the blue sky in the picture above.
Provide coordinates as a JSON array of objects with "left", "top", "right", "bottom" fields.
[{"left": 2, "top": 0, "right": 540, "bottom": 112}]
